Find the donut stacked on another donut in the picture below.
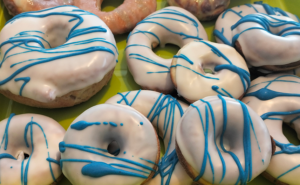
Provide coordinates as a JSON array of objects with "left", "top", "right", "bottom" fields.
[
  {"left": 0, "top": 113, "right": 65, "bottom": 185},
  {"left": 0, "top": 6, "right": 118, "bottom": 108},
  {"left": 126, "top": 6, "right": 208, "bottom": 94},
  {"left": 242, "top": 74, "right": 300, "bottom": 185}
]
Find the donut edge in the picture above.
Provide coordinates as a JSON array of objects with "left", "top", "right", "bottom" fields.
[{"left": 2, "top": 0, "right": 21, "bottom": 15}]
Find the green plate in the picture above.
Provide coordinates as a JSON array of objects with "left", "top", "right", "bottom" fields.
[{"left": 0, "top": 0, "right": 299, "bottom": 184}]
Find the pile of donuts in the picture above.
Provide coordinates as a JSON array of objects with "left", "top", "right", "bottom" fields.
[{"left": 0, "top": 0, "right": 300, "bottom": 185}]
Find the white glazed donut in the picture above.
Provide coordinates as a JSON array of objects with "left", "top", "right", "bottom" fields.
[
  {"left": 242, "top": 74, "right": 300, "bottom": 185},
  {"left": 106, "top": 90, "right": 192, "bottom": 185},
  {"left": 176, "top": 95, "right": 272, "bottom": 184},
  {"left": 0, "top": 113, "right": 65, "bottom": 185},
  {"left": 170, "top": 40, "right": 250, "bottom": 103},
  {"left": 0, "top": 6, "right": 118, "bottom": 108},
  {"left": 60, "top": 104, "right": 160, "bottom": 185},
  {"left": 126, "top": 6, "right": 208, "bottom": 93},
  {"left": 214, "top": 1, "right": 299, "bottom": 45}
]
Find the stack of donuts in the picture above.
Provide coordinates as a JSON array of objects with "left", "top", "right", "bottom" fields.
[{"left": 0, "top": 0, "right": 300, "bottom": 185}]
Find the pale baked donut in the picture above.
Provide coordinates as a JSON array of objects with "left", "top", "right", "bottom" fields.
[
  {"left": 60, "top": 104, "right": 160, "bottom": 185},
  {"left": 106, "top": 90, "right": 193, "bottom": 185},
  {"left": 214, "top": 1, "right": 299, "bottom": 45},
  {"left": 0, "top": 6, "right": 118, "bottom": 108},
  {"left": 167, "top": 0, "right": 230, "bottom": 21},
  {"left": 176, "top": 95, "right": 272, "bottom": 184},
  {"left": 3, "top": 0, "right": 73, "bottom": 15},
  {"left": 74, "top": 0, "right": 157, "bottom": 34},
  {"left": 170, "top": 40, "right": 249, "bottom": 103},
  {"left": 231, "top": 13, "right": 300, "bottom": 71},
  {"left": 242, "top": 74, "right": 300, "bottom": 185},
  {"left": 0, "top": 113, "right": 65, "bottom": 185},
  {"left": 126, "top": 6, "right": 208, "bottom": 94}
]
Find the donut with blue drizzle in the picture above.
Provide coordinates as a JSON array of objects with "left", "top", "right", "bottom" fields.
[
  {"left": 242, "top": 74, "right": 300, "bottom": 185},
  {"left": 0, "top": 113, "right": 65, "bottom": 185},
  {"left": 176, "top": 95, "right": 272, "bottom": 185},
  {"left": 60, "top": 103, "right": 160, "bottom": 185},
  {"left": 126, "top": 6, "right": 208, "bottom": 94},
  {"left": 106, "top": 90, "right": 193, "bottom": 185},
  {"left": 0, "top": 5, "right": 118, "bottom": 108}
]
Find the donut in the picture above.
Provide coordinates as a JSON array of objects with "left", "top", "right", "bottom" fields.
[
  {"left": 74, "top": 0, "right": 157, "bottom": 34},
  {"left": 242, "top": 74, "right": 300, "bottom": 185},
  {"left": 3, "top": 0, "right": 73, "bottom": 15},
  {"left": 170, "top": 40, "right": 250, "bottom": 103},
  {"left": 106, "top": 90, "right": 193, "bottom": 185},
  {"left": 0, "top": 6, "right": 118, "bottom": 108},
  {"left": 214, "top": 1, "right": 299, "bottom": 46},
  {"left": 0, "top": 113, "right": 65, "bottom": 185},
  {"left": 60, "top": 104, "right": 160, "bottom": 185},
  {"left": 176, "top": 95, "right": 273, "bottom": 184},
  {"left": 126, "top": 7, "right": 208, "bottom": 93},
  {"left": 167, "top": 0, "right": 230, "bottom": 21}
]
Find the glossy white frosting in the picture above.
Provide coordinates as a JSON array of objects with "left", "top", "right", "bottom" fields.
[
  {"left": 60, "top": 104, "right": 159, "bottom": 185},
  {"left": 176, "top": 96, "right": 272, "bottom": 184},
  {"left": 106, "top": 90, "right": 192, "bottom": 185},
  {"left": 242, "top": 74, "right": 300, "bottom": 184},
  {"left": 126, "top": 6, "right": 208, "bottom": 93},
  {"left": 171, "top": 41, "right": 249, "bottom": 103},
  {"left": 0, "top": 113, "right": 65, "bottom": 185},
  {"left": 0, "top": 6, "right": 118, "bottom": 103}
]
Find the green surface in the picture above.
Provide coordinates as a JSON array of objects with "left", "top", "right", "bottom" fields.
[{"left": 0, "top": 0, "right": 299, "bottom": 184}]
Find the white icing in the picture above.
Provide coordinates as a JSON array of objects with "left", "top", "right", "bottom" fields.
[
  {"left": 61, "top": 104, "right": 159, "bottom": 185},
  {"left": 0, "top": 113, "right": 65, "bottom": 185},
  {"left": 126, "top": 6, "right": 208, "bottom": 93},
  {"left": 176, "top": 96, "right": 272, "bottom": 184},
  {"left": 0, "top": 6, "right": 118, "bottom": 103}
]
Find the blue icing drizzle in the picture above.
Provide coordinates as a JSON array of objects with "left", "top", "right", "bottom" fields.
[
  {"left": 0, "top": 153, "right": 16, "bottom": 160},
  {"left": 71, "top": 121, "right": 101, "bottom": 130},
  {"left": 246, "top": 88, "right": 300, "bottom": 100},
  {"left": 173, "top": 54, "right": 193, "bottom": 64},
  {"left": 0, "top": 113, "right": 15, "bottom": 150},
  {"left": 14, "top": 77, "right": 30, "bottom": 96}
]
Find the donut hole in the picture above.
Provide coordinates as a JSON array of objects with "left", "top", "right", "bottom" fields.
[
  {"left": 44, "top": 23, "right": 70, "bottom": 49},
  {"left": 153, "top": 44, "right": 180, "bottom": 59},
  {"left": 100, "top": 0, "right": 124, "bottom": 12},
  {"left": 283, "top": 124, "right": 300, "bottom": 146},
  {"left": 202, "top": 63, "right": 217, "bottom": 74},
  {"left": 16, "top": 151, "right": 30, "bottom": 160},
  {"left": 24, "top": 153, "right": 30, "bottom": 159},
  {"left": 107, "top": 141, "right": 120, "bottom": 156}
]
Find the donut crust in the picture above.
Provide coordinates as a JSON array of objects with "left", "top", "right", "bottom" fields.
[{"left": 0, "top": 69, "right": 114, "bottom": 108}]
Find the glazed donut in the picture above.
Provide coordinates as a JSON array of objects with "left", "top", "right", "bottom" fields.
[
  {"left": 167, "top": 0, "right": 230, "bottom": 21},
  {"left": 74, "top": 0, "right": 157, "bottom": 34},
  {"left": 0, "top": 113, "right": 65, "bottom": 185},
  {"left": 126, "top": 7, "right": 208, "bottom": 93},
  {"left": 170, "top": 40, "right": 250, "bottom": 103},
  {"left": 60, "top": 104, "right": 160, "bottom": 185},
  {"left": 214, "top": 1, "right": 299, "bottom": 46},
  {"left": 106, "top": 90, "right": 193, "bottom": 185},
  {"left": 176, "top": 95, "right": 272, "bottom": 184},
  {"left": 242, "top": 74, "right": 300, "bottom": 185},
  {"left": 231, "top": 13, "right": 300, "bottom": 71},
  {"left": 3, "top": 0, "right": 73, "bottom": 15},
  {"left": 0, "top": 6, "right": 118, "bottom": 108}
]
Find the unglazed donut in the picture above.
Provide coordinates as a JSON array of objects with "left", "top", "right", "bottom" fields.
[
  {"left": 106, "top": 90, "right": 193, "bottom": 185},
  {"left": 242, "top": 74, "right": 300, "bottom": 185},
  {"left": 0, "top": 6, "right": 118, "bottom": 108},
  {"left": 170, "top": 40, "right": 249, "bottom": 103},
  {"left": 74, "top": 0, "right": 157, "bottom": 34},
  {"left": 126, "top": 7, "right": 208, "bottom": 93},
  {"left": 3, "top": 0, "right": 73, "bottom": 15},
  {"left": 167, "top": 0, "right": 230, "bottom": 21},
  {"left": 214, "top": 1, "right": 299, "bottom": 45},
  {"left": 60, "top": 104, "right": 160, "bottom": 185},
  {"left": 0, "top": 113, "right": 65, "bottom": 185},
  {"left": 176, "top": 95, "right": 272, "bottom": 184}
]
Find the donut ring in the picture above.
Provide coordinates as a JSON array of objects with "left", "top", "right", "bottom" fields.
[
  {"left": 170, "top": 40, "right": 250, "bottom": 103},
  {"left": 106, "top": 90, "right": 193, "bottom": 185},
  {"left": 60, "top": 104, "right": 160, "bottom": 185},
  {"left": 0, "top": 113, "right": 65, "bottom": 185},
  {"left": 126, "top": 7, "right": 208, "bottom": 93},
  {"left": 0, "top": 6, "right": 118, "bottom": 108},
  {"left": 242, "top": 74, "right": 300, "bottom": 185},
  {"left": 176, "top": 95, "right": 272, "bottom": 184},
  {"left": 74, "top": 0, "right": 157, "bottom": 34}
]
